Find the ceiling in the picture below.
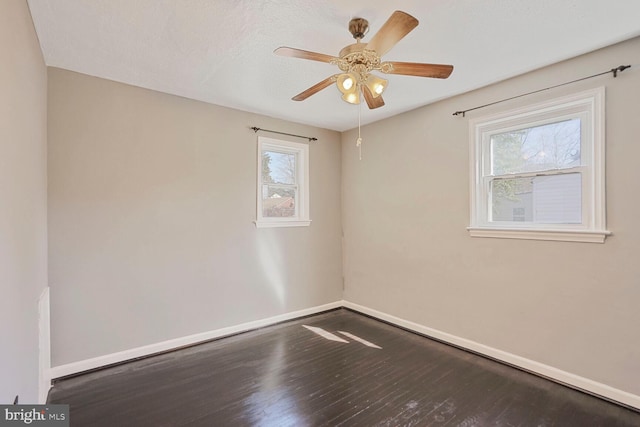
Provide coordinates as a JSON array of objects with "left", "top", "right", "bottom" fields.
[{"left": 28, "top": 0, "right": 640, "bottom": 132}]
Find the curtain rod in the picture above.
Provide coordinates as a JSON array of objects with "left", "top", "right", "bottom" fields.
[
  {"left": 453, "top": 64, "right": 631, "bottom": 118},
  {"left": 251, "top": 126, "right": 317, "bottom": 142}
]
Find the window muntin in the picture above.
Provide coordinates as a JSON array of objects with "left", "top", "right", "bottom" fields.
[
  {"left": 469, "top": 88, "right": 608, "bottom": 242},
  {"left": 256, "top": 137, "right": 310, "bottom": 228}
]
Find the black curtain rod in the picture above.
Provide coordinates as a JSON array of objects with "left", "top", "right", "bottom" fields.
[
  {"left": 453, "top": 65, "right": 631, "bottom": 117},
  {"left": 250, "top": 126, "right": 317, "bottom": 142}
]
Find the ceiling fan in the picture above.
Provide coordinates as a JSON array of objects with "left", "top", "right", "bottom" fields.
[{"left": 274, "top": 10, "right": 454, "bottom": 109}]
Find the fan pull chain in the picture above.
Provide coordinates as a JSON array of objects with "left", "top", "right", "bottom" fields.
[{"left": 356, "top": 100, "right": 363, "bottom": 160}]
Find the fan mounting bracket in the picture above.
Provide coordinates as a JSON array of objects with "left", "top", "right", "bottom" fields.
[{"left": 348, "top": 18, "right": 369, "bottom": 40}]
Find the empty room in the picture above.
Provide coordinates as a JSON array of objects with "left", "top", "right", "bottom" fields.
[{"left": 2, "top": 0, "right": 640, "bottom": 425}]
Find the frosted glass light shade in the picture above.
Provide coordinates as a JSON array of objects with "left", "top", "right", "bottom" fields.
[
  {"left": 337, "top": 73, "right": 360, "bottom": 104},
  {"left": 342, "top": 90, "right": 360, "bottom": 104},
  {"left": 365, "top": 74, "right": 387, "bottom": 98},
  {"left": 337, "top": 73, "right": 358, "bottom": 94}
]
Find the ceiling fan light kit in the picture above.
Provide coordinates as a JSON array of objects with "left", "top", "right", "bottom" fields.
[
  {"left": 337, "top": 73, "right": 359, "bottom": 104},
  {"left": 274, "top": 10, "right": 454, "bottom": 109}
]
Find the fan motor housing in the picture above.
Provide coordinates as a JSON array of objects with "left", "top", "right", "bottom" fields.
[{"left": 339, "top": 42, "right": 368, "bottom": 58}]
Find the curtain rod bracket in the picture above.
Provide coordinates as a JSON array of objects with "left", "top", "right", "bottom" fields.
[
  {"left": 250, "top": 126, "right": 317, "bottom": 142},
  {"left": 612, "top": 65, "right": 630, "bottom": 78}
]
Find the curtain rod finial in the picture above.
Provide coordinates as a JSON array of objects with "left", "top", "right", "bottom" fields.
[{"left": 613, "top": 65, "right": 631, "bottom": 78}]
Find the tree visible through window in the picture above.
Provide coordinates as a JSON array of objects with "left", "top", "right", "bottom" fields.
[
  {"left": 256, "top": 137, "right": 310, "bottom": 228},
  {"left": 490, "top": 118, "right": 581, "bottom": 224},
  {"left": 261, "top": 150, "right": 297, "bottom": 217},
  {"left": 468, "top": 88, "right": 609, "bottom": 243}
]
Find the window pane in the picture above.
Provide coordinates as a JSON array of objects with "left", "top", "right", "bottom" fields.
[
  {"left": 262, "top": 151, "right": 297, "bottom": 185},
  {"left": 491, "top": 118, "right": 581, "bottom": 175},
  {"left": 491, "top": 177, "right": 533, "bottom": 222},
  {"left": 491, "top": 173, "right": 581, "bottom": 224},
  {"left": 262, "top": 186, "right": 296, "bottom": 217},
  {"left": 532, "top": 173, "right": 582, "bottom": 223}
]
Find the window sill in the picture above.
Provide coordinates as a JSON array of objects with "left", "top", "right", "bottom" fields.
[
  {"left": 467, "top": 227, "right": 611, "bottom": 243},
  {"left": 254, "top": 220, "right": 311, "bottom": 229}
]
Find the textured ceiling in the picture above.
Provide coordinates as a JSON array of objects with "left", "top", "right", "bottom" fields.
[{"left": 28, "top": 0, "right": 640, "bottom": 131}]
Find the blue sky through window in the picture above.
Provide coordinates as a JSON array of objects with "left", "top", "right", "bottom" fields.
[{"left": 264, "top": 151, "right": 296, "bottom": 185}]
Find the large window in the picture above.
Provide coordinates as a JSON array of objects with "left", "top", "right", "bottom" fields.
[
  {"left": 255, "top": 136, "right": 310, "bottom": 228},
  {"left": 468, "top": 88, "right": 609, "bottom": 242}
]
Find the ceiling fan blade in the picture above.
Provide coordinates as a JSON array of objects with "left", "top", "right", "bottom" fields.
[
  {"left": 274, "top": 47, "right": 338, "bottom": 63},
  {"left": 365, "top": 11, "right": 418, "bottom": 57},
  {"left": 383, "top": 62, "right": 454, "bottom": 79},
  {"left": 292, "top": 75, "right": 337, "bottom": 101},
  {"left": 362, "top": 85, "right": 385, "bottom": 109}
]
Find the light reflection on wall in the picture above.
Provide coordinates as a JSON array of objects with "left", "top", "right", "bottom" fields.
[{"left": 256, "top": 231, "right": 287, "bottom": 307}]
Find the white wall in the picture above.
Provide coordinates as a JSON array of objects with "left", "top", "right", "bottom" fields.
[
  {"left": 342, "top": 37, "right": 640, "bottom": 397},
  {"left": 47, "top": 69, "right": 343, "bottom": 366},
  {"left": 0, "top": 0, "right": 48, "bottom": 404}
]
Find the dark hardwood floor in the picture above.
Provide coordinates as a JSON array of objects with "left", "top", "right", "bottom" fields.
[{"left": 49, "top": 309, "right": 640, "bottom": 426}]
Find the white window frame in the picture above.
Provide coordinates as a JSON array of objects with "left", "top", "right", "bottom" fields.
[
  {"left": 468, "top": 87, "right": 610, "bottom": 243},
  {"left": 255, "top": 136, "right": 310, "bottom": 228}
]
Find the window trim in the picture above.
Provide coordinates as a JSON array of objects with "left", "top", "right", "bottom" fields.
[
  {"left": 468, "top": 87, "right": 610, "bottom": 243},
  {"left": 255, "top": 136, "right": 310, "bottom": 228}
]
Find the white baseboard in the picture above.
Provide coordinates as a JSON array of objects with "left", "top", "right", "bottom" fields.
[
  {"left": 49, "top": 301, "right": 342, "bottom": 380},
  {"left": 38, "top": 287, "right": 51, "bottom": 404},
  {"left": 342, "top": 300, "right": 640, "bottom": 410},
  {"left": 48, "top": 299, "right": 640, "bottom": 410}
]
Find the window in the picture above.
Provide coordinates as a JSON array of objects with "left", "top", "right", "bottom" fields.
[
  {"left": 255, "top": 136, "right": 310, "bottom": 228},
  {"left": 468, "top": 87, "right": 609, "bottom": 243}
]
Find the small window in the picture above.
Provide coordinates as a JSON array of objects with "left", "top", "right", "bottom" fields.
[
  {"left": 468, "top": 87, "right": 609, "bottom": 243},
  {"left": 255, "top": 137, "right": 310, "bottom": 228}
]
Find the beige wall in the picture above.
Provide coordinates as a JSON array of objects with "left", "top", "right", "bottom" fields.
[
  {"left": 342, "top": 37, "right": 640, "bottom": 396},
  {"left": 0, "top": 0, "right": 48, "bottom": 404},
  {"left": 47, "top": 69, "right": 343, "bottom": 366},
  {"left": 27, "top": 4, "right": 640, "bottom": 400}
]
